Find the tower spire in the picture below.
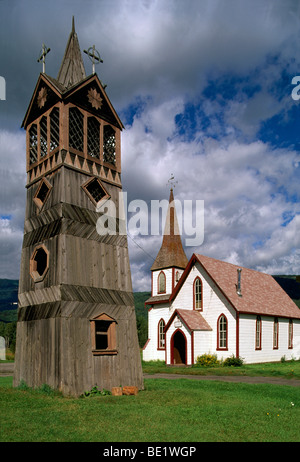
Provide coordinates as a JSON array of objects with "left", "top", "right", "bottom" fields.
[
  {"left": 151, "top": 187, "right": 188, "bottom": 271},
  {"left": 57, "top": 16, "right": 86, "bottom": 88}
]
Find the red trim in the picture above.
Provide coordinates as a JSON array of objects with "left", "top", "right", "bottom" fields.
[
  {"left": 142, "top": 339, "right": 150, "bottom": 350},
  {"left": 217, "top": 314, "right": 228, "bottom": 351},
  {"left": 193, "top": 276, "right": 203, "bottom": 311},
  {"left": 191, "top": 331, "right": 194, "bottom": 365},
  {"left": 236, "top": 312, "right": 239, "bottom": 357},
  {"left": 170, "top": 329, "right": 187, "bottom": 365},
  {"left": 151, "top": 271, "right": 153, "bottom": 296}
]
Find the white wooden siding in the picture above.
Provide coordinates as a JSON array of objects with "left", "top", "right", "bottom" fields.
[
  {"left": 143, "top": 304, "right": 169, "bottom": 361},
  {"left": 239, "top": 315, "right": 300, "bottom": 363}
]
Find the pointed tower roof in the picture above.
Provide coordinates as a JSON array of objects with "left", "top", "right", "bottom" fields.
[
  {"left": 151, "top": 189, "right": 188, "bottom": 271},
  {"left": 57, "top": 17, "right": 86, "bottom": 88}
]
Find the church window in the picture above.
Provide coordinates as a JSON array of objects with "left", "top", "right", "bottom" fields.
[
  {"left": 158, "top": 319, "right": 165, "bottom": 350},
  {"left": 33, "top": 178, "right": 52, "bottom": 209},
  {"left": 273, "top": 318, "right": 278, "bottom": 349},
  {"left": 158, "top": 271, "right": 166, "bottom": 294},
  {"left": 40, "top": 116, "right": 48, "bottom": 158},
  {"left": 29, "top": 124, "right": 38, "bottom": 164},
  {"left": 30, "top": 245, "right": 49, "bottom": 282},
  {"left": 194, "top": 277, "right": 202, "bottom": 310},
  {"left": 82, "top": 177, "right": 109, "bottom": 206},
  {"left": 217, "top": 314, "right": 227, "bottom": 350},
  {"left": 90, "top": 313, "right": 117, "bottom": 355},
  {"left": 288, "top": 319, "right": 293, "bottom": 349},
  {"left": 69, "top": 107, "right": 84, "bottom": 152},
  {"left": 103, "top": 125, "right": 116, "bottom": 165},
  {"left": 255, "top": 316, "right": 261, "bottom": 350},
  {"left": 175, "top": 271, "right": 180, "bottom": 283},
  {"left": 87, "top": 117, "right": 100, "bottom": 158},
  {"left": 50, "top": 107, "right": 60, "bottom": 151}
]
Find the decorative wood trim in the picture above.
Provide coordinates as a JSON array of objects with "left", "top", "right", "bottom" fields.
[{"left": 216, "top": 313, "right": 228, "bottom": 351}]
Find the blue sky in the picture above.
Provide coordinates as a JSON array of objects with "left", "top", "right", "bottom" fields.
[{"left": 0, "top": 0, "right": 300, "bottom": 290}]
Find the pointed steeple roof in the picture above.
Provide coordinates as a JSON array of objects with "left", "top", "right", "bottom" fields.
[
  {"left": 151, "top": 189, "right": 188, "bottom": 271},
  {"left": 57, "top": 17, "right": 86, "bottom": 88}
]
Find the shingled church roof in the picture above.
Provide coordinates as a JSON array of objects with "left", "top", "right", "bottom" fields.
[{"left": 151, "top": 189, "right": 188, "bottom": 271}]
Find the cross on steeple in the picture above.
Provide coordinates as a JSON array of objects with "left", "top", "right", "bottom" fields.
[
  {"left": 167, "top": 173, "right": 178, "bottom": 191},
  {"left": 37, "top": 43, "right": 51, "bottom": 73},
  {"left": 84, "top": 44, "right": 103, "bottom": 75}
]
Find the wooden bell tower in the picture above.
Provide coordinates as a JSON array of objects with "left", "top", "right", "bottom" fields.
[{"left": 13, "top": 19, "right": 144, "bottom": 395}]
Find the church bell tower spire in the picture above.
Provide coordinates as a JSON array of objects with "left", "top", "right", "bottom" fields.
[{"left": 14, "top": 19, "right": 143, "bottom": 396}]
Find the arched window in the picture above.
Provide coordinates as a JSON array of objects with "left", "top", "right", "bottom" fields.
[
  {"left": 217, "top": 314, "right": 228, "bottom": 350},
  {"left": 288, "top": 319, "right": 293, "bottom": 349},
  {"left": 255, "top": 315, "right": 261, "bottom": 350},
  {"left": 158, "top": 319, "right": 165, "bottom": 350},
  {"left": 158, "top": 271, "right": 166, "bottom": 294},
  {"left": 194, "top": 277, "right": 202, "bottom": 310},
  {"left": 273, "top": 317, "right": 278, "bottom": 349}
]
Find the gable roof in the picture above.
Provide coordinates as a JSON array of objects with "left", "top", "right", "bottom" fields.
[
  {"left": 151, "top": 188, "right": 188, "bottom": 271},
  {"left": 164, "top": 309, "right": 212, "bottom": 333},
  {"left": 171, "top": 253, "right": 300, "bottom": 320}
]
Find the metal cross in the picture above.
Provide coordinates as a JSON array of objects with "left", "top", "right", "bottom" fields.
[
  {"left": 84, "top": 45, "right": 103, "bottom": 75},
  {"left": 167, "top": 174, "right": 178, "bottom": 190},
  {"left": 37, "top": 43, "right": 51, "bottom": 73}
]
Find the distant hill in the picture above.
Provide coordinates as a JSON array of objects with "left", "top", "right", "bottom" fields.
[
  {"left": 0, "top": 279, "right": 18, "bottom": 321},
  {"left": 273, "top": 276, "right": 300, "bottom": 309},
  {"left": 0, "top": 277, "right": 299, "bottom": 323}
]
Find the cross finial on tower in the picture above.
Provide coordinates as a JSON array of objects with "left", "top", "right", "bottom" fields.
[
  {"left": 84, "top": 44, "right": 103, "bottom": 75},
  {"left": 37, "top": 43, "right": 51, "bottom": 73},
  {"left": 167, "top": 173, "right": 178, "bottom": 191}
]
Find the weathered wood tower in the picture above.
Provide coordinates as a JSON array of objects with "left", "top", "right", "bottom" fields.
[{"left": 13, "top": 19, "right": 144, "bottom": 395}]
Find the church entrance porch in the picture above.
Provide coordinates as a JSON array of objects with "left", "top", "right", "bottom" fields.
[{"left": 171, "top": 330, "right": 187, "bottom": 365}]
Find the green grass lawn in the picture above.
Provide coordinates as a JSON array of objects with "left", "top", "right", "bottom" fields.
[
  {"left": 0, "top": 375, "right": 299, "bottom": 442},
  {"left": 142, "top": 358, "right": 300, "bottom": 379}
]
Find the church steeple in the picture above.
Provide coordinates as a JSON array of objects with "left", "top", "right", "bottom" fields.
[
  {"left": 57, "top": 17, "right": 86, "bottom": 88},
  {"left": 151, "top": 188, "right": 188, "bottom": 271}
]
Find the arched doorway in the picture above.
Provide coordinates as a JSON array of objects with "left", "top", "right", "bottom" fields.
[{"left": 171, "top": 330, "right": 187, "bottom": 365}]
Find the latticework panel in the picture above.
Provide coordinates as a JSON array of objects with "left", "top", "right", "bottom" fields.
[
  {"left": 40, "top": 116, "right": 48, "bottom": 158},
  {"left": 50, "top": 107, "right": 60, "bottom": 152},
  {"left": 87, "top": 117, "right": 100, "bottom": 158},
  {"left": 29, "top": 124, "right": 38, "bottom": 164},
  {"left": 103, "top": 125, "right": 116, "bottom": 165},
  {"left": 69, "top": 107, "right": 83, "bottom": 152},
  {"left": 85, "top": 178, "right": 108, "bottom": 204}
]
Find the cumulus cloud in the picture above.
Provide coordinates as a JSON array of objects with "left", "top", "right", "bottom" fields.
[{"left": 0, "top": 0, "right": 299, "bottom": 290}]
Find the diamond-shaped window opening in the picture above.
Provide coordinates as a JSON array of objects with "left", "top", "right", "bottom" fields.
[
  {"left": 50, "top": 107, "right": 60, "bottom": 152},
  {"left": 103, "top": 125, "right": 116, "bottom": 165},
  {"left": 30, "top": 245, "right": 49, "bottom": 283},
  {"left": 40, "top": 116, "right": 48, "bottom": 158},
  {"left": 33, "top": 178, "right": 52, "bottom": 210},
  {"left": 69, "top": 107, "right": 84, "bottom": 152},
  {"left": 87, "top": 117, "right": 100, "bottom": 159},
  {"left": 29, "top": 124, "right": 38, "bottom": 165},
  {"left": 82, "top": 177, "right": 110, "bottom": 207}
]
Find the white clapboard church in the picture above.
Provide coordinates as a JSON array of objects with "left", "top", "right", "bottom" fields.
[{"left": 143, "top": 188, "right": 300, "bottom": 365}]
